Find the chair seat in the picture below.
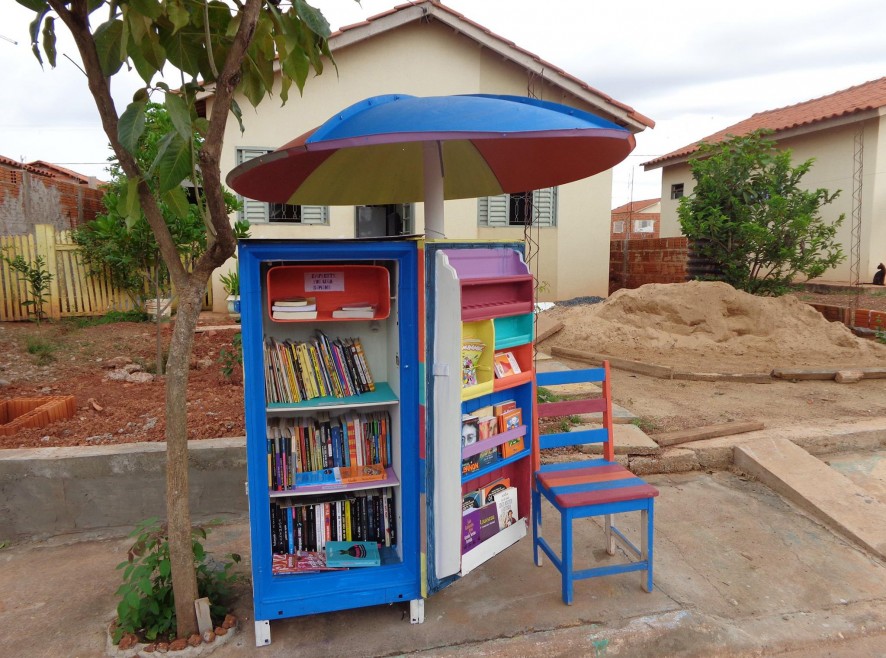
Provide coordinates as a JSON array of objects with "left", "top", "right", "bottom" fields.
[{"left": 537, "top": 460, "right": 659, "bottom": 508}]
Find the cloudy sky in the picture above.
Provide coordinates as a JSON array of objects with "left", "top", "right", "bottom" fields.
[{"left": 2, "top": 0, "right": 885, "bottom": 206}]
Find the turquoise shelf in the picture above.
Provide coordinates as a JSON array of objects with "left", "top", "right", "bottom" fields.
[{"left": 266, "top": 382, "right": 397, "bottom": 411}]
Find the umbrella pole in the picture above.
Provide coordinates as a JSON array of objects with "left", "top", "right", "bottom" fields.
[{"left": 423, "top": 142, "right": 445, "bottom": 238}]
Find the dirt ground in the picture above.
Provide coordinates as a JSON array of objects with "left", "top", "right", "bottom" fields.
[
  {"left": 0, "top": 313, "right": 245, "bottom": 449},
  {"left": 1, "top": 284, "right": 886, "bottom": 448}
]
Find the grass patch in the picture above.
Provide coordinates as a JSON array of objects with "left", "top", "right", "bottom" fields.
[
  {"left": 537, "top": 386, "right": 559, "bottom": 404},
  {"left": 631, "top": 417, "right": 658, "bottom": 433},
  {"left": 26, "top": 336, "right": 57, "bottom": 365},
  {"left": 65, "top": 309, "right": 149, "bottom": 329}
]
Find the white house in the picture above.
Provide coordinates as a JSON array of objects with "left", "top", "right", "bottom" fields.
[
  {"left": 644, "top": 77, "right": 886, "bottom": 285},
  {"left": 207, "top": 1, "right": 652, "bottom": 310}
]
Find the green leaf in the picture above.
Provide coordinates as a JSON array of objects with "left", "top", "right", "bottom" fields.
[
  {"left": 294, "top": 0, "right": 332, "bottom": 38},
  {"left": 166, "top": 0, "right": 191, "bottom": 32},
  {"left": 16, "top": 0, "right": 48, "bottom": 11},
  {"left": 127, "top": 0, "right": 162, "bottom": 20},
  {"left": 229, "top": 98, "right": 244, "bottom": 134},
  {"left": 27, "top": 9, "right": 49, "bottom": 67},
  {"left": 40, "top": 15, "right": 56, "bottom": 68},
  {"left": 118, "top": 99, "right": 147, "bottom": 155},
  {"left": 164, "top": 93, "right": 192, "bottom": 142},
  {"left": 162, "top": 186, "right": 189, "bottom": 221},
  {"left": 125, "top": 178, "right": 141, "bottom": 229},
  {"left": 93, "top": 19, "right": 125, "bottom": 77},
  {"left": 156, "top": 134, "right": 192, "bottom": 193}
]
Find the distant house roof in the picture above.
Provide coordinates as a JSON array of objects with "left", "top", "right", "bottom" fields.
[
  {"left": 644, "top": 77, "right": 886, "bottom": 170},
  {"left": 611, "top": 198, "right": 660, "bottom": 214},
  {"left": 0, "top": 155, "right": 99, "bottom": 184},
  {"left": 27, "top": 160, "right": 96, "bottom": 184},
  {"left": 0, "top": 155, "right": 49, "bottom": 176},
  {"left": 326, "top": 1, "right": 655, "bottom": 132}
]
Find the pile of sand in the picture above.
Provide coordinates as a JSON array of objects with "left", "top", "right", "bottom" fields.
[{"left": 540, "top": 281, "right": 886, "bottom": 372}]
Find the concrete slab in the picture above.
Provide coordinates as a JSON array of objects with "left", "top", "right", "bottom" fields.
[
  {"left": 825, "top": 450, "right": 886, "bottom": 506},
  {"left": 579, "top": 423, "right": 660, "bottom": 455},
  {"left": 4, "top": 471, "right": 886, "bottom": 657},
  {"left": 735, "top": 438, "right": 886, "bottom": 560}
]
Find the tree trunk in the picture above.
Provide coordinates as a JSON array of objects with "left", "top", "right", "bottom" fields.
[{"left": 165, "top": 278, "right": 206, "bottom": 638}]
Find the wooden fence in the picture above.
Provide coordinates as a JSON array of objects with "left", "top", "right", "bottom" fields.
[{"left": 1, "top": 224, "right": 212, "bottom": 322}]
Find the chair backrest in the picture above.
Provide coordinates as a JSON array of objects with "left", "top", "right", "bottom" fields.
[{"left": 533, "top": 362, "right": 614, "bottom": 463}]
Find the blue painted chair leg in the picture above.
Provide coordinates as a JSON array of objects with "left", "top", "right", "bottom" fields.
[
  {"left": 642, "top": 503, "right": 655, "bottom": 592},
  {"left": 532, "top": 487, "right": 543, "bottom": 566},
  {"left": 561, "top": 508, "right": 574, "bottom": 605}
]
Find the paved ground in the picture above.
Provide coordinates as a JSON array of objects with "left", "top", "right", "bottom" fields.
[
  {"left": 3, "top": 349, "right": 886, "bottom": 657},
  {"left": 3, "top": 462, "right": 886, "bottom": 658}
]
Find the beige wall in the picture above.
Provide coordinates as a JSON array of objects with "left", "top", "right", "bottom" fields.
[
  {"left": 212, "top": 20, "right": 625, "bottom": 309},
  {"left": 657, "top": 115, "right": 886, "bottom": 284}
]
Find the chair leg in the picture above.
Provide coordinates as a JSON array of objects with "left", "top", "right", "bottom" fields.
[
  {"left": 604, "top": 513, "right": 615, "bottom": 555},
  {"left": 561, "top": 508, "right": 574, "bottom": 605},
  {"left": 641, "top": 504, "right": 654, "bottom": 593},
  {"left": 532, "top": 486, "right": 543, "bottom": 567}
]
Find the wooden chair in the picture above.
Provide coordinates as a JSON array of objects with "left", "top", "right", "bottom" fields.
[{"left": 532, "top": 362, "right": 659, "bottom": 604}]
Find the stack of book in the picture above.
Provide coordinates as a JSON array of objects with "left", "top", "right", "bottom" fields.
[
  {"left": 332, "top": 302, "right": 377, "bottom": 319},
  {"left": 272, "top": 297, "right": 317, "bottom": 320}
]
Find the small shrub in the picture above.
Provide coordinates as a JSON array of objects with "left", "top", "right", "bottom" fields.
[
  {"left": 218, "top": 333, "right": 243, "bottom": 380},
  {"left": 2, "top": 252, "right": 54, "bottom": 323},
  {"left": 26, "top": 336, "right": 56, "bottom": 365},
  {"left": 113, "top": 518, "right": 241, "bottom": 644}
]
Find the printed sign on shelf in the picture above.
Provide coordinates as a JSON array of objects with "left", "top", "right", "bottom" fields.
[{"left": 305, "top": 271, "right": 345, "bottom": 292}]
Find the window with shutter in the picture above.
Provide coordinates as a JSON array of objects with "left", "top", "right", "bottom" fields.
[
  {"left": 235, "top": 148, "right": 328, "bottom": 225},
  {"left": 478, "top": 188, "right": 557, "bottom": 227}
]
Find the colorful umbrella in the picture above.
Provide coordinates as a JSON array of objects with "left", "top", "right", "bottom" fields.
[{"left": 226, "top": 94, "right": 635, "bottom": 235}]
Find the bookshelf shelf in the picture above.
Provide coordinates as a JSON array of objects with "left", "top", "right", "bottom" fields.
[
  {"left": 266, "top": 382, "right": 398, "bottom": 412},
  {"left": 267, "top": 264, "right": 391, "bottom": 323},
  {"left": 270, "top": 466, "right": 401, "bottom": 497},
  {"left": 461, "top": 441, "right": 531, "bottom": 485}
]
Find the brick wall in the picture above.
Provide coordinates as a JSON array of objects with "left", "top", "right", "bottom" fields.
[
  {"left": 609, "top": 237, "right": 688, "bottom": 295},
  {"left": 0, "top": 168, "right": 104, "bottom": 236},
  {"left": 610, "top": 211, "right": 660, "bottom": 240}
]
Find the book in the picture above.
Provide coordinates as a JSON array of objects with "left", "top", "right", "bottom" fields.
[
  {"left": 497, "top": 408, "right": 522, "bottom": 434},
  {"left": 272, "top": 302, "right": 317, "bottom": 312},
  {"left": 492, "top": 399, "right": 516, "bottom": 416},
  {"left": 331, "top": 304, "right": 377, "bottom": 319},
  {"left": 462, "top": 508, "right": 482, "bottom": 553},
  {"left": 325, "top": 540, "right": 381, "bottom": 567},
  {"left": 480, "top": 477, "right": 511, "bottom": 504},
  {"left": 477, "top": 416, "right": 498, "bottom": 440},
  {"left": 273, "top": 309, "right": 318, "bottom": 320},
  {"left": 477, "top": 502, "right": 501, "bottom": 542},
  {"left": 271, "top": 551, "right": 345, "bottom": 575},
  {"left": 462, "top": 489, "right": 482, "bottom": 512},
  {"left": 339, "top": 464, "right": 387, "bottom": 484},
  {"left": 493, "top": 486, "right": 518, "bottom": 529},
  {"left": 500, "top": 433, "right": 525, "bottom": 458},
  {"left": 461, "top": 415, "right": 479, "bottom": 447},
  {"left": 493, "top": 351, "right": 521, "bottom": 378},
  {"left": 461, "top": 337, "right": 485, "bottom": 388},
  {"left": 339, "top": 301, "right": 376, "bottom": 311},
  {"left": 273, "top": 296, "right": 315, "bottom": 307}
]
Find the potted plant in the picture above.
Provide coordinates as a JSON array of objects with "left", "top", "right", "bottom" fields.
[{"left": 220, "top": 269, "right": 240, "bottom": 321}]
